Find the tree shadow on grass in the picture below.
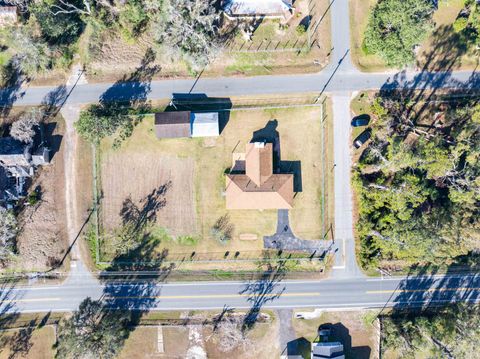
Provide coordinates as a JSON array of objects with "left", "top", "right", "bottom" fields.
[
  {"left": 55, "top": 235, "right": 175, "bottom": 358},
  {"left": 119, "top": 182, "right": 171, "bottom": 239},
  {"left": 5, "top": 312, "right": 51, "bottom": 359},
  {"left": 54, "top": 182, "right": 175, "bottom": 357}
]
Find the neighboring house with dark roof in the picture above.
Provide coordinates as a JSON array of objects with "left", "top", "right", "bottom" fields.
[
  {"left": 311, "top": 342, "right": 345, "bottom": 359},
  {"left": 0, "top": 125, "right": 50, "bottom": 207},
  {"left": 154, "top": 111, "right": 219, "bottom": 139},
  {"left": 222, "top": 0, "right": 294, "bottom": 20},
  {"left": 226, "top": 141, "right": 294, "bottom": 209},
  {"left": 0, "top": 6, "right": 17, "bottom": 27}
]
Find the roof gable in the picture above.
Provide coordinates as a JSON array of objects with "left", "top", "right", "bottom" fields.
[{"left": 226, "top": 141, "right": 294, "bottom": 210}]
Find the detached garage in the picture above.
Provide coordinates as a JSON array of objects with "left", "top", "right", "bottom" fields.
[{"left": 154, "top": 111, "right": 219, "bottom": 139}]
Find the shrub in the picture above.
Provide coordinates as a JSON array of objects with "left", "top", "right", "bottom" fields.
[
  {"left": 210, "top": 214, "right": 234, "bottom": 243},
  {"left": 176, "top": 235, "right": 199, "bottom": 246},
  {"left": 453, "top": 17, "right": 469, "bottom": 33},
  {"left": 296, "top": 24, "right": 307, "bottom": 36}
]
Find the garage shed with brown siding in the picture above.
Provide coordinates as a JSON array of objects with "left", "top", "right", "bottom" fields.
[{"left": 154, "top": 111, "right": 191, "bottom": 139}]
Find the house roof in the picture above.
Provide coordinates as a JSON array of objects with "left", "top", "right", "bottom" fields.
[
  {"left": 223, "top": 0, "right": 293, "bottom": 16},
  {"left": 226, "top": 141, "right": 294, "bottom": 210},
  {"left": 191, "top": 112, "right": 219, "bottom": 137},
  {"left": 245, "top": 142, "right": 273, "bottom": 186},
  {"left": 0, "top": 137, "right": 30, "bottom": 167},
  {"left": 154, "top": 111, "right": 191, "bottom": 138},
  {"left": 311, "top": 342, "right": 345, "bottom": 359}
]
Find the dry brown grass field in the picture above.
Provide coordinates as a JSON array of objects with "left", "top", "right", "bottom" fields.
[
  {"left": 15, "top": 116, "right": 69, "bottom": 271},
  {"left": 0, "top": 326, "right": 56, "bottom": 359},
  {"left": 99, "top": 105, "right": 330, "bottom": 256},
  {"left": 85, "top": 0, "right": 331, "bottom": 82},
  {"left": 101, "top": 152, "right": 197, "bottom": 236},
  {"left": 118, "top": 321, "right": 278, "bottom": 359}
]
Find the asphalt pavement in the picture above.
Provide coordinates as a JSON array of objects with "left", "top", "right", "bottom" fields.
[
  {"left": 2, "top": 273, "right": 479, "bottom": 313},
  {"left": 1, "top": 70, "right": 478, "bottom": 107}
]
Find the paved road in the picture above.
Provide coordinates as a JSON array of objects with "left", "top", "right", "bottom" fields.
[
  {"left": 1, "top": 70, "right": 478, "bottom": 107},
  {"left": 2, "top": 273, "right": 479, "bottom": 313},
  {"left": 331, "top": 94, "right": 362, "bottom": 277}
]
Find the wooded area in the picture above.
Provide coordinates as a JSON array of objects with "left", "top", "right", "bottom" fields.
[
  {"left": 382, "top": 305, "right": 480, "bottom": 358},
  {"left": 363, "top": 0, "right": 480, "bottom": 67},
  {"left": 354, "top": 91, "right": 480, "bottom": 270},
  {"left": 0, "top": 0, "right": 229, "bottom": 83}
]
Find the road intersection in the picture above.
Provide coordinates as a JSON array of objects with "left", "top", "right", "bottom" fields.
[{"left": 0, "top": 0, "right": 478, "bottom": 313}]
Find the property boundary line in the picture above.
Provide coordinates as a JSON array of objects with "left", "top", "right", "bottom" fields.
[{"left": 90, "top": 97, "right": 330, "bottom": 268}]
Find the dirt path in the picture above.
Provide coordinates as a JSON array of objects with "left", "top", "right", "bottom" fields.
[
  {"left": 57, "top": 65, "right": 99, "bottom": 283},
  {"left": 277, "top": 309, "right": 297, "bottom": 358},
  {"left": 60, "top": 105, "right": 81, "bottom": 261},
  {"left": 60, "top": 104, "right": 98, "bottom": 283}
]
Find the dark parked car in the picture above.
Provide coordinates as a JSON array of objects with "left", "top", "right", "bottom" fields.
[
  {"left": 351, "top": 114, "right": 370, "bottom": 127},
  {"left": 353, "top": 129, "right": 371, "bottom": 148}
]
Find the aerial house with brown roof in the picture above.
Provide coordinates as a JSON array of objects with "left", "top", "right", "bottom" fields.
[{"left": 226, "top": 142, "right": 294, "bottom": 210}]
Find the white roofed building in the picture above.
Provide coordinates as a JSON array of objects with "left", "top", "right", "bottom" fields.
[
  {"left": 191, "top": 112, "right": 220, "bottom": 137},
  {"left": 222, "top": 0, "right": 294, "bottom": 20}
]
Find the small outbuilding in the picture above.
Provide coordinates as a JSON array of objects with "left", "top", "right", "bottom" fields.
[
  {"left": 311, "top": 342, "right": 345, "bottom": 359},
  {"left": 154, "top": 111, "right": 191, "bottom": 139},
  {"left": 222, "top": 0, "right": 294, "bottom": 20},
  {"left": 154, "top": 111, "right": 219, "bottom": 139}
]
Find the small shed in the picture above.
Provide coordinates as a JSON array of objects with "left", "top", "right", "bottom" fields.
[
  {"left": 154, "top": 111, "right": 220, "bottom": 139},
  {"left": 191, "top": 112, "right": 219, "bottom": 137},
  {"left": 154, "top": 111, "right": 191, "bottom": 139}
]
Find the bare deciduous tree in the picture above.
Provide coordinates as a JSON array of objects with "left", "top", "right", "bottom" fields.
[
  {"left": 10, "top": 109, "right": 41, "bottom": 143},
  {"left": 6, "top": 28, "right": 50, "bottom": 77},
  {"left": 213, "top": 315, "right": 251, "bottom": 353},
  {"left": 154, "top": 0, "right": 221, "bottom": 71},
  {"left": 50, "top": 0, "right": 92, "bottom": 15},
  {"left": 0, "top": 208, "right": 17, "bottom": 265}
]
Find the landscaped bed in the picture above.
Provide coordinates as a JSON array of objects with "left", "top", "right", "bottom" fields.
[{"left": 96, "top": 104, "right": 332, "bottom": 263}]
